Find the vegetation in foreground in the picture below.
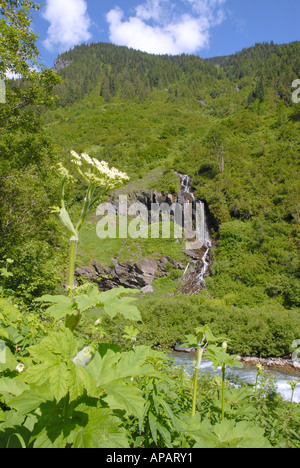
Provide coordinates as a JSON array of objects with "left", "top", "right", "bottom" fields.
[
  {"left": 0, "top": 254, "right": 299, "bottom": 448},
  {"left": 0, "top": 1, "right": 299, "bottom": 449},
  {"left": 0, "top": 146, "right": 299, "bottom": 449}
]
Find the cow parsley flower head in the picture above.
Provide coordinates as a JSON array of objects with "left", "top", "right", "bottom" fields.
[{"left": 70, "top": 150, "right": 129, "bottom": 188}]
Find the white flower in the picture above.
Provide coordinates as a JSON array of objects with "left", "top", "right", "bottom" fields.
[
  {"left": 69, "top": 150, "right": 129, "bottom": 187},
  {"left": 70, "top": 150, "right": 81, "bottom": 161},
  {"left": 16, "top": 363, "right": 25, "bottom": 373},
  {"left": 81, "top": 153, "right": 94, "bottom": 165}
]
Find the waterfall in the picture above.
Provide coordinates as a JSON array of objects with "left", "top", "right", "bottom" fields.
[
  {"left": 177, "top": 173, "right": 212, "bottom": 294},
  {"left": 195, "top": 202, "right": 212, "bottom": 288}
]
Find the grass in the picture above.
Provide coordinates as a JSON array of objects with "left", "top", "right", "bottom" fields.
[{"left": 77, "top": 215, "right": 189, "bottom": 268}]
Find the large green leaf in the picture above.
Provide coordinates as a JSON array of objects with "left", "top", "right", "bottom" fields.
[
  {"left": 103, "top": 296, "right": 142, "bottom": 321},
  {"left": 0, "top": 410, "right": 28, "bottom": 448},
  {"left": 103, "top": 384, "right": 145, "bottom": 420},
  {"left": 74, "top": 285, "right": 104, "bottom": 312},
  {"left": 74, "top": 285, "right": 140, "bottom": 315},
  {"left": 67, "top": 364, "right": 97, "bottom": 402},
  {"left": 148, "top": 411, "right": 158, "bottom": 444},
  {"left": 23, "top": 328, "right": 97, "bottom": 403},
  {"left": 32, "top": 417, "right": 77, "bottom": 449},
  {"left": 36, "top": 295, "right": 74, "bottom": 321},
  {"left": 176, "top": 415, "right": 271, "bottom": 448},
  {"left": 9, "top": 388, "right": 50, "bottom": 415},
  {"left": 28, "top": 327, "right": 78, "bottom": 362},
  {"left": 0, "top": 346, "right": 19, "bottom": 372},
  {"left": 205, "top": 420, "right": 271, "bottom": 449},
  {"left": 48, "top": 362, "right": 69, "bottom": 403},
  {"left": 72, "top": 406, "right": 129, "bottom": 448},
  {"left": 0, "top": 378, "right": 29, "bottom": 397},
  {"left": 88, "top": 345, "right": 161, "bottom": 387},
  {"left": 207, "top": 345, "right": 242, "bottom": 370},
  {"left": 99, "top": 287, "right": 140, "bottom": 302},
  {"left": 37, "top": 286, "right": 141, "bottom": 324},
  {"left": 87, "top": 345, "right": 161, "bottom": 419},
  {"left": 0, "top": 299, "right": 21, "bottom": 324}
]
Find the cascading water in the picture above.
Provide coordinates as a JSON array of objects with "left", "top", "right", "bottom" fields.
[
  {"left": 176, "top": 173, "right": 212, "bottom": 295},
  {"left": 195, "top": 202, "right": 212, "bottom": 289}
]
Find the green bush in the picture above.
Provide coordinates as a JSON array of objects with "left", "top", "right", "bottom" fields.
[{"left": 136, "top": 295, "right": 300, "bottom": 357}]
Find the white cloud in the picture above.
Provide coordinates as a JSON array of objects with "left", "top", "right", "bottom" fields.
[
  {"left": 5, "top": 66, "right": 39, "bottom": 80},
  {"left": 135, "top": 0, "right": 169, "bottom": 22},
  {"left": 106, "top": 0, "right": 227, "bottom": 55},
  {"left": 5, "top": 70, "right": 22, "bottom": 80},
  {"left": 42, "top": 0, "right": 92, "bottom": 52}
]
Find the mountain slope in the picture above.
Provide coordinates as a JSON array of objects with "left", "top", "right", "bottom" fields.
[
  {"left": 53, "top": 41, "right": 223, "bottom": 106},
  {"left": 44, "top": 41, "right": 300, "bottom": 310},
  {"left": 206, "top": 41, "right": 300, "bottom": 103}
]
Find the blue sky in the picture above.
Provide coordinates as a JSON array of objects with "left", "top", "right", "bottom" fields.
[{"left": 32, "top": 0, "right": 300, "bottom": 67}]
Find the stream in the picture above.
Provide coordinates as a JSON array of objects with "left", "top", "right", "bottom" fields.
[{"left": 169, "top": 351, "right": 300, "bottom": 403}]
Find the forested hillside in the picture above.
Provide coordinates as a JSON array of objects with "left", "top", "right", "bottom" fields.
[
  {"left": 53, "top": 42, "right": 220, "bottom": 105},
  {"left": 207, "top": 41, "right": 300, "bottom": 104},
  {"left": 42, "top": 41, "right": 300, "bottom": 317}
]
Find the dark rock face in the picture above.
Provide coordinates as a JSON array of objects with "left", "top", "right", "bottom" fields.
[
  {"left": 75, "top": 256, "right": 185, "bottom": 292},
  {"left": 53, "top": 58, "right": 73, "bottom": 71}
]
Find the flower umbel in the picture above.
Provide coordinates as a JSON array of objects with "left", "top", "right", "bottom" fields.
[
  {"left": 70, "top": 150, "right": 129, "bottom": 188},
  {"left": 54, "top": 150, "right": 129, "bottom": 296}
]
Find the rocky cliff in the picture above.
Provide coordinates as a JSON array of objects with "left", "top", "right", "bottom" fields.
[
  {"left": 76, "top": 255, "right": 185, "bottom": 292},
  {"left": 53, "top": 58, "right": 73, "bottom": 71}
]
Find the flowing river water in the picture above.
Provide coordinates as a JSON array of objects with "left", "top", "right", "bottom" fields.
[{"left": 169, "top": 351, "right": 300, "bottom": 403}]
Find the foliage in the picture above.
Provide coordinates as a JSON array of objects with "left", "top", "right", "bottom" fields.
[
  {"left": 0, "top": 0, "right": 64, "bottom": 300},
  {"left": 207, "top": 41, "right": 300, "bottom": 105},
  {"left": 37, "top": 284, "right": 142, "bottom": 331},
  {"left": 54, "top": 42, "right": 220, "bottom": 107},
  {"left": 137, "top": 294, "right": 300, "bottom": 357},
  {"left": 1, "top": 293, "right": 299, "bottom": 448}
]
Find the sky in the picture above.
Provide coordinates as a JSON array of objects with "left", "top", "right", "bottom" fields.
[{"left": 31, "top": 0, "right": 300, "bottom": 67}]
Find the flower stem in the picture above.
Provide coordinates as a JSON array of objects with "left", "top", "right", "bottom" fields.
[
  {"left": 192, "top": 346, "right": 204, "bottom": 417},
  {"left": 67, "top": 236, "right": 78, "bottom": 296},
  {"left": 290, "top": 388, "right": 295, "bottom": 408},
  {"left": 63, "top": 393, "right": 70, "bottom": 418},
  {"left": 75, "top": 185, "right": 94, "bottom": 234},
  {"left": 222, "top": 365, "right": 226, "bottom": 420}
]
